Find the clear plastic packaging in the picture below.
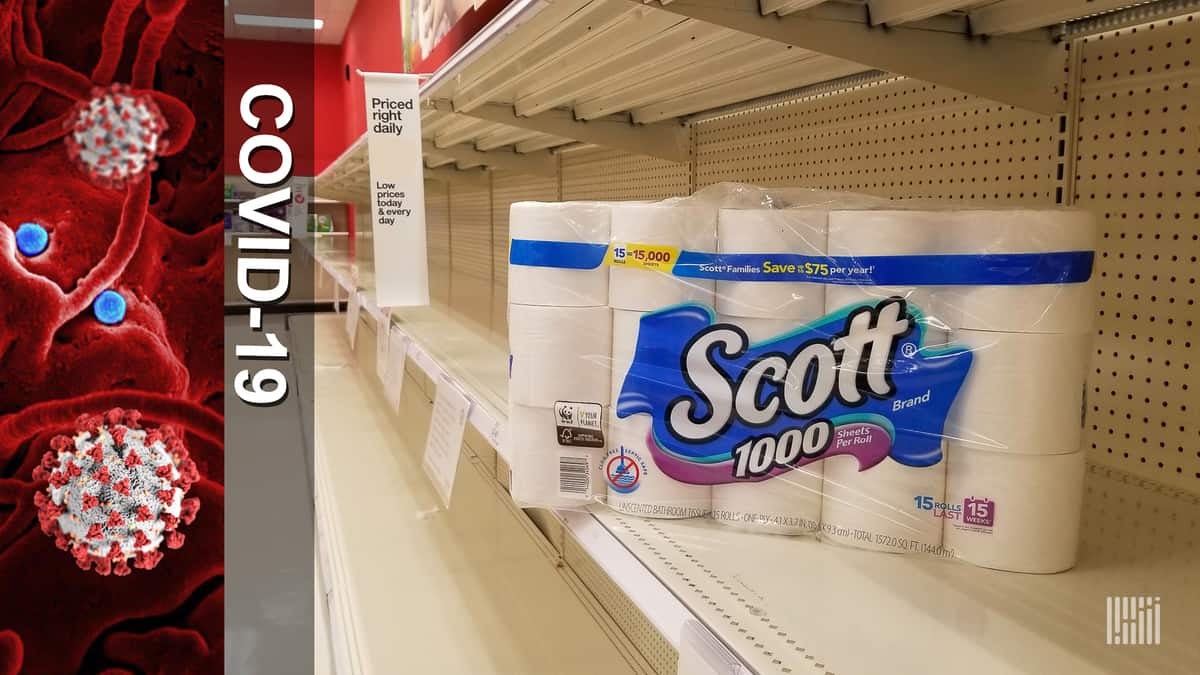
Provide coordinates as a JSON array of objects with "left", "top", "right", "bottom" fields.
[{"left": 506, "top": 184, "right": 1096, "bottom": 573}]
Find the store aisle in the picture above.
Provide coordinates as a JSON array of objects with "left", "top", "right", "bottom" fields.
[{"left": 311, "top": 314, "right": 640, "bottom": 674}]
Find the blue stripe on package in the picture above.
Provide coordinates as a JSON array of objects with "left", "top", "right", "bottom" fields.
[{"left": 509, "top": 239, "right": 609, "bottom": 270}]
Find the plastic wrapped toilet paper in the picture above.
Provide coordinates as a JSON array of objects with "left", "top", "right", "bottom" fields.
[
  {"left": 820, "top": 454, "right": 946, "bottom": 554},
  {"left": 712, "top": 464, "right": 824, "bottom": 534},
  {"left": 829, "top": 209, "right": 1096, "bottom": 333},
  {"left": 938, "top": 209, "right": 1097, "bottom": 333},
  {"left": 606, "top": 415, "right": 711, "bottom": 519},
  {"left": 710, "top": 314, "right": 822, "bottom": 534},
  {"left": 944, "top": 445, "right": 1085, "bottom": 573},
  {"left": 611, "top": 310, "right": 711, "bottom": 518},
  {"left": 509, "top": 304, "right": 612, "bottom": 407},
  {"left": 945, "top": 329, "right": 1090, "bottom": 453},
  {"left": 827, "top": 210, "right": 952, "bottom": 343},
  {"left": 505, "top": 184, "right": 1096, "bottom": 574},
  {"left": 609, "top": 203, "right": 716, "bottom": 311},
  {"left": 508, "top": 201, "right": 611, "bottom": 307},
  {"left": 611, "top": 309, "right": 643, "bottom": 405},
  {"left": 509, "top": 404, "right": 605, "bottom": 509},
  {"left": 715, "top": 209, "right": 827, "bottom": 319}
]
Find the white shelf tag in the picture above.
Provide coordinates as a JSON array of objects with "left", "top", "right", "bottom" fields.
[
  {"left": 361, "top": 72, "right": 429, "bottom": 307},
  {"left": 344, "top": 291, "right": 361, "bottom": 348},
  {"left": 423, "top": 376, "right": 471, "bottom": 507},
  {"left": 382, "top": 327, "right": 409, "bottom": 412}
]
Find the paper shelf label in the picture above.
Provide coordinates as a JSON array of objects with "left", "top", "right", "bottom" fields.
[{"left": 423, "top": 376, "right": 471, "bottom": 507}]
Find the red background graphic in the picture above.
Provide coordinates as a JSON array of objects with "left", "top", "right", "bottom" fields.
[{"left": 0, "top": 0, "right": 223, "bottom": 673}]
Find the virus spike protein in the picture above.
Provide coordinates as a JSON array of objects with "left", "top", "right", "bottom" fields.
[{"left": 32, "top": 408, "right": 199, "bottom": 576}]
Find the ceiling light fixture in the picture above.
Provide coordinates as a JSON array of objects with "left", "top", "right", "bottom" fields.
[{"left": 233, "top": 14, "right": 325, "bottom": 30}]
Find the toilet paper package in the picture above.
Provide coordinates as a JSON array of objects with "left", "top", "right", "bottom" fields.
[
  {"left": 944, "top": 329, "right": 1090, "bottom": 453},
  {"left": 610, "top": 203, "right": 717, "bottom": 311},
  {"left": 509, "top": 403, "right": 606, "bottom": 509},
  {"left": 716, "top": 208, "right": 827, "bottom": 319},
  {"left": 710, "top": 315, "right": 823, "bottom": 533},
  {"left": 508, "top": 201, "right": 612, "bottom": 307},
  {"left": 607, "top": 415, "right": 712, "bottom": 519},
  {"left": 509, "top": 304, "right": 612, "bottom": 407},
  {"left": 507, "top": 183, "right": 1096, "bottom": 573},
  {"left": 820, "top": 455, "right": 946, "bottom": 553},
  {"left": 944, "top": 445, "right": 1086, "bottom": 573}
]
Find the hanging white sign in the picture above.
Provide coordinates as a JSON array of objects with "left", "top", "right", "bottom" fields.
[{"left": 361, "top": 71, "right": 429, "bottom": 307}]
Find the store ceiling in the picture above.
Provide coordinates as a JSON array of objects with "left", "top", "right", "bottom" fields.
[{"left": 224, "top": 0, "right": 357, "bottom": 45}]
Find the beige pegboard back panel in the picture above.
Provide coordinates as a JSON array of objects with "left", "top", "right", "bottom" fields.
[
  {"left": 561, "top": 148, "right": 689, "bottom": 201},
  {"left": 694, "top": 77, "right": 1064, "bottom": 205},
  {"left": 448, "top": 183, "right": 494, "bottom": 329},
  {"left": 1072, "top": 12, "right": 1200, "bottom": 489},
  {"left": 425, "top": 181, "right": 452, "bottom": 305}
]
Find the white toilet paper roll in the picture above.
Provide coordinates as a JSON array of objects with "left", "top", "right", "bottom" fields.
[
  {"left": 827, "top": 209, "right": 954, "bottom": 328},
  {"left": 708, "top": 313, "right": 821, "bottom": 533},
  {"left": 945, "top": 329, "right": 1089, "bottom": 454},
  {"left": 715, "top": 209, "right": 827, "bottom": 319},
  {"left": 945, "top": 281, "right": 1095, "bottom": 334},
  {"left": 712, "top": 464, "right": 823, "bottom": 535},
  {"left": 944, "top": 446, "right": 1085, "bottom": 573},
  {"left": 609, "top": 203, "right": 716, "bottom": 311},
  {"left": 829, "top": 209, "right": 1097, "bottom": 333},
  {"left": 509, "top": 304, "right": 612, "bottom": 407},
  {"left": 508, "top": 201, "right": 611, "bottom": 307},
  {"left": 819, "top": 455, "right": 946, "bottom": 553},
  {"left": 941, "top": 209, "right": 1097, "bottom": 333},
  {"left": 605, "top": 415, "right": 711, "bottom": 519},
  {"left": 830, "top": 208, "right": 1096, "bottom": 256},
  {"left": 824, "top": 285, "right": 950, "bottom": 347},
  {"left": 509, "top": 404, "right": 606, "bottom": 509}
]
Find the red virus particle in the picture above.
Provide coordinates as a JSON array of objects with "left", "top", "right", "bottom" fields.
[
  {"left": 62, "top": 83, "right": 168, "bottom": 190},
  {"left": 32, "top": 408, "right": 199, "bottom": 576}
]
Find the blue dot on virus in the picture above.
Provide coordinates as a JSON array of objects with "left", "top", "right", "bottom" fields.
[
  {"left": 93, "top": 290, "right": 127, "bottom": 325},
  {"left": 15, "top": 222, "right": 48, "bottom": 256}
]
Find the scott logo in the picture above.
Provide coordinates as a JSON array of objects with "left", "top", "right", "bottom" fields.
[
  {"left": 614, "top": 300, "right": 974, "bottom": 484},
  {"left": 668, "top": 300, "right": 911, "bottom": 443}
]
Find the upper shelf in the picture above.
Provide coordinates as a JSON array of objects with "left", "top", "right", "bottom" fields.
[{"left": 316, "top": 0, "right": 1172, "bottom": 201}]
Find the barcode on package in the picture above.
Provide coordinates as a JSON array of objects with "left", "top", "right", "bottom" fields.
[{"left": 558, "top": 455, "right": 590, "bottom": 497}]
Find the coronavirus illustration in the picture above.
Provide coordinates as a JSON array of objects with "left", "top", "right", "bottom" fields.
[
  {"left": 33, "top": 408, "right": 200, "bottom": 575},
  {"left": 64, "top": 83, "right": 168, "bottom": 190},
  {"left": 0, "top": 0, "right": 224, "bottom": 673}
]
